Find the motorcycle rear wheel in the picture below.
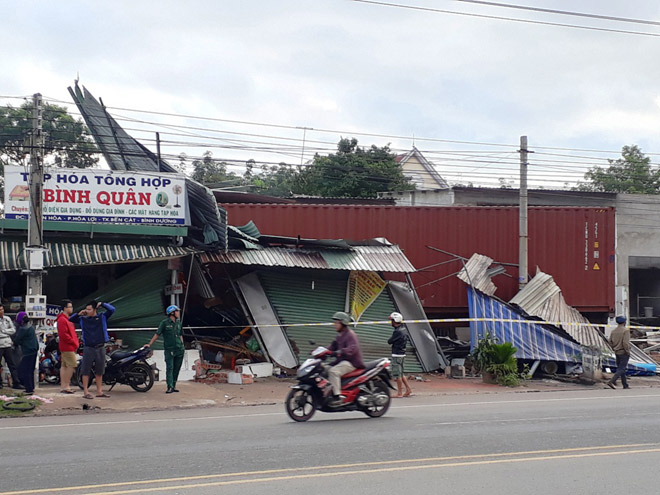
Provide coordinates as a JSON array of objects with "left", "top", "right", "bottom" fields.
[
  {"left": 362, "top": 380, "right": 391, "bottom": 418},
  {"left": 128, "top": 363, "right": 154, "bottom": 392},
  {"left": 285, "top": 388, "right": 316, "bottom": 422}
]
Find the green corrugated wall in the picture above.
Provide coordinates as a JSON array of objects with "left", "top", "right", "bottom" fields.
[
  {"left": 75, "top": 261, "right": 169, "bottom": 350},
  {"left": 258, "top": 270, "right": 423, "bottom": 373}
]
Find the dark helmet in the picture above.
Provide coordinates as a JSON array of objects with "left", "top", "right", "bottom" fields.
[
  {"left": 332, "top": 312, "right": 351, "bottom": 326},
  {"left": 615, "top": 316, "right": 626, "bottom": 325}
]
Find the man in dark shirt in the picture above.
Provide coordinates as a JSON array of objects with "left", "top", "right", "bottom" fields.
[
  {"left": 607, "top": 316, "right": 631, "bottom": 390},
  {"left": 388, "top": 312, "right": 412, "bottom": 398},
  {"left": 328, "top": 312, "right": 365, "bottom": 406},
  {"left": 70, "top": 300, "right": 115, "bottom": 399}
]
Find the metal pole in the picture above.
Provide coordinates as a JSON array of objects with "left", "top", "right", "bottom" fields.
[
  {"left": 519, "top": 135, "right": 529, "bottom": 289},
  {"left": 27, "top": 93, "right": 44, "bottom": 296},
  {"left": 156, "top": 132, "right": 162, "bottom": 170}
]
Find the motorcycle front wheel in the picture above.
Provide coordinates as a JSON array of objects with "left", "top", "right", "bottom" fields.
[
  {"left": 128, "top": 362, "right": 154, "bottom": 392},
  {"left": 285, "top": 388, "right": 316, "bottom": 422}
]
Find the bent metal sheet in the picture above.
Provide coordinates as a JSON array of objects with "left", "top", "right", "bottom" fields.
[{"left": 4, "top": 166, "right": 189, "bottom": 226}]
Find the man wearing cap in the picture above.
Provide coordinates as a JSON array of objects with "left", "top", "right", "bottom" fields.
[
  {"left": 148, "top": 305, "right": 185, "bottom": 394},
  {"left": 327, "top": 312, "right": 365, "bottom": 406},
  {"left": 607, "top": 316, "right": 631, "bottom": 390},
  {"left": 388, "top": 312, "right": 412, "bottom": 398}
]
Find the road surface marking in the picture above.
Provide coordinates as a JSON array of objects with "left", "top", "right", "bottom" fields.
[
  {"left": 1, "top": 443, "right": 656, "bottom": 495},
  {"left": 2, "top": 391, "right": 660, "bottom": 431},
  {"left": 24, "top": 446, "right": 660, "bottom": 495}
]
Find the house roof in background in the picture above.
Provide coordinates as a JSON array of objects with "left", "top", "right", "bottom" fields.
[{"left": 396, "top": 147, "right": 449, "bottom": 189}]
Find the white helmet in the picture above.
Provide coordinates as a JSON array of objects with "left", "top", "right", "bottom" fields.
[{"left": 389, "top": 312, "right": 404, "bottom": 323}]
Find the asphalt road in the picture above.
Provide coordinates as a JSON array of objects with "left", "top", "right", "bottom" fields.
[{"left": 1, "top": 388, "right": 659, "bottom": 494}]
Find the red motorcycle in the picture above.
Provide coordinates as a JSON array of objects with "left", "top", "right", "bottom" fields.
[{"left": 285, "top": 346, "right": 394, "bottom": 422}]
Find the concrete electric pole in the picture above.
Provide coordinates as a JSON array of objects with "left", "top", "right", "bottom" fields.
[
  {"left": 26, "top": 93, "right": 45, "bottom": 297},
  {"left": 519, "top": 135, "right": 529, "bottom": 289}
]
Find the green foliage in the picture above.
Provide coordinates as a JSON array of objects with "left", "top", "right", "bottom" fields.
[
  {"left": 577, "top": 145, "right": 660, "bottom": 194},
  {"left": 245, "top": 138, "right": 414, "bottom": 198},
  {"left": 189, "top": 151, "right": 238, "bottom": 187},
  {"left": 471, "top": 332, "right": 498, "bottom": 373},
  {"left": 298, "top": 138, "right": 414, "bottom": 198},
  {"left": 0, "top": 102, "right": 98, "bottom": 200},
  {"left": 472, "top": 336, "right": 522, "bottom": 387}
]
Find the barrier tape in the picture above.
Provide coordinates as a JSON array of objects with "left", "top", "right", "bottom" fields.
[{"left": 98, "top": 318, "right": 660, "bottom": 333}]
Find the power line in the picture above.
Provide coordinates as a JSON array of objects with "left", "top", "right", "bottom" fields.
[
  {"left": 351, "top": 0, "right": 660, "bottom": 38},
  {"left": 449, "top": 0, "right": 660, "bottom": 27}
]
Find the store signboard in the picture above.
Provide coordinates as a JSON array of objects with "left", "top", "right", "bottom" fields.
[{"left": 4, "top": 166, "right": 188, "bottom": 226}]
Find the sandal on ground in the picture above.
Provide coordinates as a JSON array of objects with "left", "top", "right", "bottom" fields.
[
  {"left": 83, "top": 394, "right": 94, "bottom": 400},
  {"left": 60, "top": 389, "right": 75, "bottom": 394},
  {"left": 96, "top": 393, "right": 111, "bottom": 398}
]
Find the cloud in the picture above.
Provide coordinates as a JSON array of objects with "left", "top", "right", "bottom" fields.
[{"left": 3, "top": 0, "right": 660, "bottom": 186}]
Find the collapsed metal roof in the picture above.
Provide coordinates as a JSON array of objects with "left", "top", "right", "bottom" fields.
[
  {"left": 457, "top": 254, "right": 499, "bottom": 296},
  {"left": 510, "top": 270, "right": 656, "bottom": 368},
  {"left": 209, "top": 220, "right": 416, "bottom": 272},
  {"left": 201, "top": 244, "right": 415, "bottom": 272},
  {"left": 68, "top": 83, "right": 227, "bottom": 250}
]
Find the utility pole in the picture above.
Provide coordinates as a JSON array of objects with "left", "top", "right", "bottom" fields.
[
  {"left": 518, "top": 135, "right": 529, "bottom": 289},
  {"left": 26, "top": 93, "right": 44, "bottom": 297}
]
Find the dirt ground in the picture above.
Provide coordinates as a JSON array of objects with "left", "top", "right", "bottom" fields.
[{"left": 3, "top": 372, "right": 660, "bottom": 417}]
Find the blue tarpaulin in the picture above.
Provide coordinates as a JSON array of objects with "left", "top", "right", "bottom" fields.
[
  {"left": 467, "top": 289, "right": 656, "bottom": 375},
  {"left": 468, "top": 289, "right": 582, "bottom": 362}
]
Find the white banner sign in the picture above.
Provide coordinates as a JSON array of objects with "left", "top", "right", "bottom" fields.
[{"left": 4, "top": 166, "right": 188, "bottom": 226}]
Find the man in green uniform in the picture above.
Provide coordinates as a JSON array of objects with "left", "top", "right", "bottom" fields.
[{"left": 147, "top": 305, "right": 185, "bottom": 394}]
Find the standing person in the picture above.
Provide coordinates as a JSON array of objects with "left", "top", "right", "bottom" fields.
[
  {"left": 388, "top": 312, "right": 412, "bottom": 398},
  {"left": 147, "top": 305, "right": 185, "bottom": 394},
  {"left": 0, "top": 305, "right": 21, "bottom": 389},
  {"left": 327, "top": 312, "right": 365, "bottom": 407},
  {"left": 607, "top": 316, "right": 631, "bottom": 390},
  {"left": 69, "top": 301, "right": 115, "bottom": 400},
  {"left": 13, "top": 312, "right": 38, "bottom": 395},
  {"left": 57, "top": 300, "right": 79, "bottom": 394}
]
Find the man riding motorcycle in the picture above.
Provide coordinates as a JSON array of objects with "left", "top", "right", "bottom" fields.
[{"left": 327, "top": 312, "right": 365, "bottom": 406}]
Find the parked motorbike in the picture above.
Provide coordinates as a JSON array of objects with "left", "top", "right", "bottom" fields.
[
  {"left": 76, "top": 345, "right": 155, "bottom": 392},
  {"left": 40, "top": 333, "right": 61, "bottom": 384},
  {"left": 285, "top": 346, "right": 394, "bottom": 422}
]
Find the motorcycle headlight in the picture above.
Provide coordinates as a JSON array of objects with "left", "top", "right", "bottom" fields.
[{"left": 297, "top": 364, "right": 315, "bottom": 378}]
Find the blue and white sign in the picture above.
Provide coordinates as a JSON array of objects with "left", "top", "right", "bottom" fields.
[{"left": 4, "top": 166, "right": 189, "bottom": 226}]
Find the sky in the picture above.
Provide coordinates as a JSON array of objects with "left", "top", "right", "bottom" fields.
[{"left": 2, "top": 0, "right": 660, "bottom": 188}]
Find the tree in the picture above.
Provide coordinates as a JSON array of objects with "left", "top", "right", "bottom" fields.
[
  {"left": 577, "top": 145, "right": 660, "bottom": 194},
  {"left": 0, "top": 102, "right": 98, "bottom": 200},
  {"left": 296, "top": 138, "right": 413, "bottom": 198},
  {"left": 250, "top": 162, "right": 304, "bottom": 196},
  {"left": 190, "top": 151, "right": 238, "bottom": 187}
]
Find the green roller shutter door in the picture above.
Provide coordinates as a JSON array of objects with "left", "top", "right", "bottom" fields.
[{"left": 258, "top": 270, "right": 423, "bottom": 373}]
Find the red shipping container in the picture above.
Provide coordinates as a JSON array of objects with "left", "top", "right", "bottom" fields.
[{"left": 222, "top": 205, "right": 615, "bottom": 315}]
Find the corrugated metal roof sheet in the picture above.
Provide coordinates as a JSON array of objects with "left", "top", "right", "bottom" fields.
[
  {"left": 510, "top": 271, "right": 657, "bottom": 367},
  {"left": 457, "top": 254, "right": 497, "bottom": 296},
  {"left": 201, "top": 245, "right": 416, "bottom": 272},
  {"left": 0, "top": 240, "right": 193, "bottom": 271},
  {"left": 511, "top": 271, "right": 607, "bottom": 350},
  {"left": 69, "top": 83, "right": 227, "bottom": 250}
]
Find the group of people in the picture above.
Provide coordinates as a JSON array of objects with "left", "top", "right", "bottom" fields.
[
  {"left": 0, "top": 298, "right": 186, "bottom": 399},
  {"left": 325, "top": 310, "right": 413, "bottom": 406}
]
